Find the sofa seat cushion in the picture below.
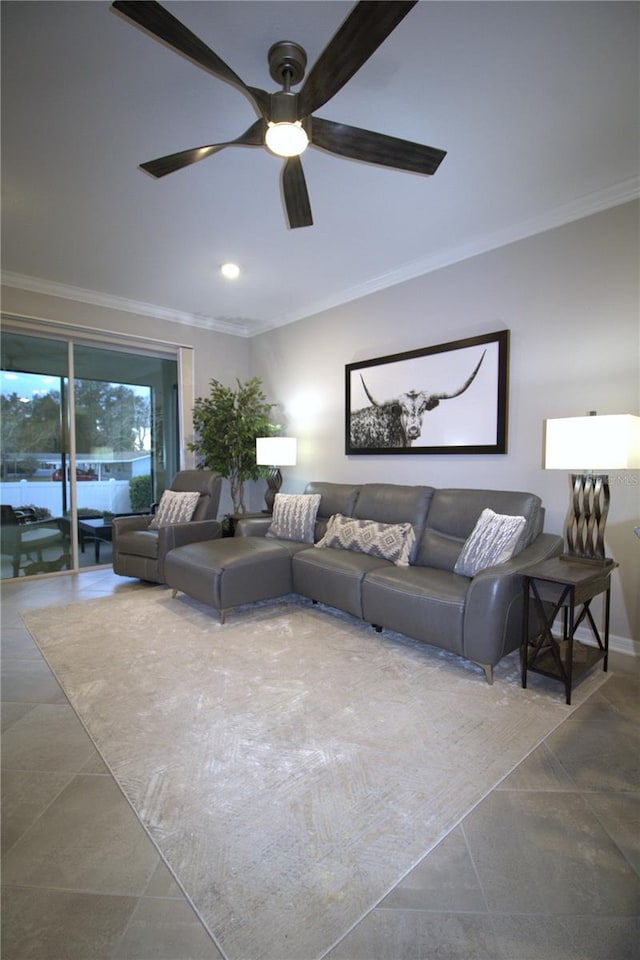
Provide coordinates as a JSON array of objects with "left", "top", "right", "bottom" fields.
[
  {"left": 114, "top": 529, "right": 159, "bottom": 560},
  {"left": 362, "top": 565, "right": 469, "bottom": 656},
  {"left": 292, "top": 546, "right": 392, "bottom": 619}
]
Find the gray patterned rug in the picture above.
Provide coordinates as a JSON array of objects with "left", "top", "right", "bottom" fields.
[{"left": 22, "top": 588, "right": 607, "bottom": 960}]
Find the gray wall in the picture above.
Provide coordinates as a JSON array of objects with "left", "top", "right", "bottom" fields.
[{"left": 248, "top": 201, "right": 640, "bottom": 648}]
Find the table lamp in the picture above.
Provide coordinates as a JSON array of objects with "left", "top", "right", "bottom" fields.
[
  {"left": 544, "top": 412, "right": 640, "bottom": 564},
  {"left": 255, "top": 437, "right": 297, "bottom": 512}
]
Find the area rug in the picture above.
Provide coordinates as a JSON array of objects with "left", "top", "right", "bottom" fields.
[{"left": 22, "top": 589, "right": 607, "bottom": 960}]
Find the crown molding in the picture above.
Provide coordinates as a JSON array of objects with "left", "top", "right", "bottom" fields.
[
  {"left": 0, "top": 272, "right": 253, "bottom": 338},
  {"left": 260, "top": 177, "right": 640, "bottom": 334},
  {"left": 3, "top": 178, "right": 638, "bottom": 340}
]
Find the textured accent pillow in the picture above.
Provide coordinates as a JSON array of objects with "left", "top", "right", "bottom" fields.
[
  {"left": 148, "top": 490, "right": 201, "bottom": 529},
  {"left": 315, "top": 514, "right": 415, "bottom": 567},
  {"left": 266, "top": 493, "right": 321, "bottom": 543},
  {"left": 454, "top": 508, "right": 526, "bottom": 577}
]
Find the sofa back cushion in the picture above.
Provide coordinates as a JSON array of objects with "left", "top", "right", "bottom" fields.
[
  {"left": 304, "top": 482, "right": 360, "bottom": 539},
  {"left": 416, "top": 488, "right": 543, "bottom": 572}
]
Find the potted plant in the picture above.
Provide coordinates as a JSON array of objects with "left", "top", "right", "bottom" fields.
[{"left": 189, "top": 377, "right": 279, "bottom": 514}]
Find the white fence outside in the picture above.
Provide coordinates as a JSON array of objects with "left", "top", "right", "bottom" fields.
[{"left": 1, "top": 479, "right": 132, "bottom": 516}]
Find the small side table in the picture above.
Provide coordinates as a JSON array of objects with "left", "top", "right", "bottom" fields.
[
  {"left": 224, "top": 511, "right": 271, "bottom": 538},
  {"left": 521, "top": 556, "right": 618, "bottom": 704}
]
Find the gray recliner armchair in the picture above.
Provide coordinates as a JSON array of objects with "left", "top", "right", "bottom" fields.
[{"left": 112, "top": 470, "right": 222, "bottom": 583}]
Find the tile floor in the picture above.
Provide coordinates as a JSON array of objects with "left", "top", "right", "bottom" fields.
[{"left": 1, "top": 568, "right": 639, "bottom": 960}]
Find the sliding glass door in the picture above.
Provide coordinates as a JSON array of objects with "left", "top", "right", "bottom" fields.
[{"left": 1, "top": 329, "right": 179, "bottom": 579}]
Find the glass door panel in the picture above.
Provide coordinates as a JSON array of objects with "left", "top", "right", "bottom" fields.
[
  {"left": 1, "top": 332, "right": 71, "bottom": 578},
  {"left": 71, "top": 344, "right": 178, "bottom": 569}
]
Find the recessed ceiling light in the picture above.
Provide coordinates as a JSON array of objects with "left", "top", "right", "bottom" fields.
[{"left": 220, "top": 262, "right": 240, "bottom": 280}]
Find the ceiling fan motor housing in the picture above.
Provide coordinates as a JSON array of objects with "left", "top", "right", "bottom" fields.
[
  {"left": 268, "top": 41, "right": 307, "bottom": 87},
  {"left": 270, "top": 89, "right": 305, "bottom": 125}
]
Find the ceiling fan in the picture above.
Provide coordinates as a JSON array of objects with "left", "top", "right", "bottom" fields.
[{"left": 111, "top": 0, "right": 446, "bottom": 228}]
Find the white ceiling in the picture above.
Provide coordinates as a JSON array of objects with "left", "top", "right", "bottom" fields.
[{"left": 2, "top": 1, "right": 638, "bottom": 337}]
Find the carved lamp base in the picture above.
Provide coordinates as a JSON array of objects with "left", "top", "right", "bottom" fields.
[{"left": 561, "top": 472, "right": 611, "bottom": 565}]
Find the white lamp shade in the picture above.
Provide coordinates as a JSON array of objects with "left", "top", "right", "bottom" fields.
[
  {"left": 256, "top": 437, "right": 297, "bottom": 466},
  {"left": 545, "top": 415, "right": 640, "bottom": 471}
]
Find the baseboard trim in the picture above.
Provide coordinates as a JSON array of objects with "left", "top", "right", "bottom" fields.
[{"left": 575, "top": 627, "right": 639, "bottom": 660}]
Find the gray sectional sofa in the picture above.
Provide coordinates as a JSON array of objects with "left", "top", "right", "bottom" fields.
[{"left": 163, "top": 481, "right": 563, "bottom": 682}]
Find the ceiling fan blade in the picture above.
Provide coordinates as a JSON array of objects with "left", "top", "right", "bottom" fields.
[
  {"left": 282, "top": 157, "right": 313, "bottom": 229},
  {"left": 140, "top": 120, "right": 265, "bottom": 178},
  {"left": 299, "top": 1, "right": 417, "bottom": 116},
  {"left": 111, "top": 1, "right": 269, "bottom": 118},
  {"left": 311, "top": 116, "right": 446, "bottom": 175}
]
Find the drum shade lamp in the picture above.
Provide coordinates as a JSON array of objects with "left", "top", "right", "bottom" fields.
[
  {"left": 256, "top": 437, "right": 297, "bottom": 512},
  {"left": 544, "top": 413, "right": 640, "bottom": 563}
]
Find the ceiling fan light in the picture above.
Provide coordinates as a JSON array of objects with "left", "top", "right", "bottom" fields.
[
  {"left": 265, "top": 121, "right": 308, "bottom": 158},
  {"left": 220, "top": 262, "right": 240, "bottom": 280}
]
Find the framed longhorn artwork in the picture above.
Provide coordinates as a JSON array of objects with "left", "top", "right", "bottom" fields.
[{"left": 345, "top": 330, "right": 509, "bottom": 455}]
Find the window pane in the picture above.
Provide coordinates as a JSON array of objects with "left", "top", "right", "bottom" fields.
[{"left": 1, "top": 333, "right": 71, "bottom": 578}]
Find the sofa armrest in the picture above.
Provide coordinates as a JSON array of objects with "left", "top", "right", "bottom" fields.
[
  {"left": 462, "top": 533, "right": 564, "bottom": 667},
  {"left": 112, "top": 515, "right": 152, "bottom": 536},
  {"left": 160, "top": 519, "right": 222, "bottom": 552},
  {"left": 235, "top": 517, "right": 272, "bottom": 537}
]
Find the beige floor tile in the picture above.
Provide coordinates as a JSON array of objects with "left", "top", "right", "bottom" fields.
[
  {"left": 1, "top": 703, "right": 99, "bottom": 772},
  {"left": 1, "top": 885, "right": 138, "bottom": 960},
  {"left": 1, "top": 700, "right": 36, "bottom": 732},
  {"left": 0, "top": 658, "right": 66, "bottom": 703},
  {"left": 1, "top": 628, "right": 43, "bottom": 659},
  {"left": 2, "top": 775, "right": 162, "bottom": 896},
  {"left": 1, "top": 769, "right": 73, "bottom": 854},
  {"left": 461, "top": 789, "right": 640, "bottom": 916}
]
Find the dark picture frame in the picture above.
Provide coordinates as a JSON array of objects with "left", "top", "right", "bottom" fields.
[{"left": 346, "top": 330, "right": 509, "bottom": 455}]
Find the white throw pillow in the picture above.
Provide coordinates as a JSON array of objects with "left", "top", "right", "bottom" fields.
[
  {"left": 148, "top": 490, "right": 201, "bottom": 529},
  {"left": 454, "top": 507, "right": 526, "bottom": 577},
  {"left": 266, "top": 493, "right": 321, "bottom": 543},
  {"left": 315, "top": 514, "right": 415, "bottom": 567}
]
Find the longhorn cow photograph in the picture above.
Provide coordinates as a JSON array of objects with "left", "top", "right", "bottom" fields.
[{"left": 346, "top": 330, "right": 509, "bottom": 455}]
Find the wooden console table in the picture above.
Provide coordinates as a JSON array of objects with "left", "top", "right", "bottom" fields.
[{"left": 521, "top": 556, "right": 617, "bottom": 704}]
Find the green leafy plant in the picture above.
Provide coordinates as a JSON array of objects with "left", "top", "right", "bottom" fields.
[
  {"left": 129, "top": 475, "right": 153, "bottom": 513},
  {"left": 189, "top": 378, "right": 278, "bottom": 514}
]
